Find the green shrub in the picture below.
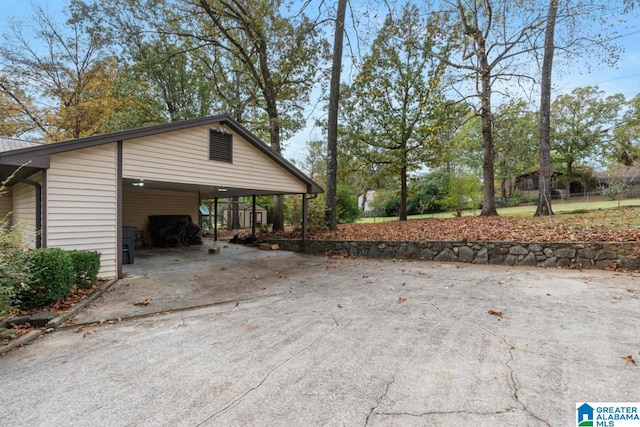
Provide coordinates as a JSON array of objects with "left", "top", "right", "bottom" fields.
[
  {"left": 336, "top": 185, "right": 361, "bottom": 224},
  {"left": 19, "top": 248, "right": 75, "bottom": 309},
  {"left": 69, "top": 250, "right": 101, "bottom": 288},
  {"left": 286, "top": 194, "right": 326, "bottom": 230},
  {"left": 0, "top": 217, "right": 32, "bottom": 317},
  {"left": 370, "top": 189, "right": 401, "bottom": 217},
  {"left": 408, "top": 171, "right": 451, "bottom": 214}
]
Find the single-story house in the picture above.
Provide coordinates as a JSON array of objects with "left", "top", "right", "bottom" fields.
[
  {"left": 514, "top": 171, "right": 559, "bottom": 192},
  {"left": 0, "top": 115, "right": 322, "bottom": 279}
]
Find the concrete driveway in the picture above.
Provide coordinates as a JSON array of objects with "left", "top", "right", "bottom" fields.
[{"left": 1, "top": 242, "right": 639, "bottom": 426}]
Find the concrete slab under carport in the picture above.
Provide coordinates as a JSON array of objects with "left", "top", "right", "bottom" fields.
[
  {"left": 122, "top": 238, "right": 287, "bottom": 277},
  {"left": 1, "top": 249, "right": 639, "bottom": 426},
  {"left": 80, "top": 240, "right": 301, "bottom": 324}
]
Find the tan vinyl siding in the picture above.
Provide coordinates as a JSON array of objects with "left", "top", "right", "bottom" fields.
[
  {"left": 0, "top": 186, "right": 11, "bottom": 222},
  {"left": 11, "top": 172, "right": 41, "bottom": 248},
  {"left": 47, "top": 144, "right": 117, "bottom": 278},
  {"left": 123, "top": 187, "right": 199, "bottom": 233},
  {"left": 123, "top": 125, "right": 307, "bottom": 193}
]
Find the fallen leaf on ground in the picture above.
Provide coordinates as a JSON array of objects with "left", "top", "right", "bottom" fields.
[
  {"left": 74, "top": 326, "right": 84, "bottom": 333},
  {"left": 488, "top": 309, "right": 503, "bottom": 317},
  {"left": 398, "top": 297, "right": 407, "bottom": 304},
  {"left": 133, "top": 299, "right": 151, "bottom": 306},
  {"left": 623, "top": 355, "right": 636, "bottom": 365},
  {"left": 264, "top": 208, "right": 640, "bottom": 243},
  {"left": 82, "top": 330, "right": 97, "bottom": 338}
]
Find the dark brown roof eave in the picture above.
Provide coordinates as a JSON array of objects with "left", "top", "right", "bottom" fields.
[{"left": 0, "top": 114, "right": 324, "bottom": 194}]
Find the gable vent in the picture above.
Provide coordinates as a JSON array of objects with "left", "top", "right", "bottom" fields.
[{"left": 209, "top": 129, "right": 233, "bottom": 163}]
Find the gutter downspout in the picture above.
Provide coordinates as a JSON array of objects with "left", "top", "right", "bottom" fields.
[{"left": 15, "top": 177, "right": 42, "bottom": 249}]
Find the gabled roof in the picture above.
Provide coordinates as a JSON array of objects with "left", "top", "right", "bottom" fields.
[
  {"left": 0, "top": 136, "right": 43, "bottom": 152},
  {"left": 0, "top": 115, "right": 322, "bottom": 194}
]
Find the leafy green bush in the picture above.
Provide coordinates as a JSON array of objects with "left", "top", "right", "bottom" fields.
[
  {"left": 370, "top": 189, "right": 401, "bottom": 217},
  {"left": 0, "top": 217, "right": 32, "bottom": 317},
  {"left": 336, "top": 185, "right": 360, "bottom": 224},
  {"left": 287, "top": 194, "right": 326, "bottom": 231},
  {"left": 19, "top": 248, "right": 75, "bottom": 309},
  {"left": 407, "top": 172, "right": 451, "bottom": 215},
  {"left": 69, "top": 250, "right": 101, "bottom": 288}
]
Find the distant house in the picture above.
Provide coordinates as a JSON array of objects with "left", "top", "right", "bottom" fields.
[
  {"left": 0, "top": 115, "right": 322, "bottom": 279},
  {"left": 515, "top": 170, "right": 600, "bottom": 197},
  {"left": 596, "top": 172, "right": 640, "bottom": 187},
  {"left": 514, "top": 171, "right": 559, "bottom": 192}
]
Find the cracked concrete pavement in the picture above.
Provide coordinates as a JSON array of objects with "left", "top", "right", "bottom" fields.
[{"left": 1, "top": 243, "right": 639, "bottom": 426}]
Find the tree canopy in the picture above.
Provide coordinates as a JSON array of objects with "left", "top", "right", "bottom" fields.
[{"left": 340, "top": 4, "right": 450, "bottom": 221}]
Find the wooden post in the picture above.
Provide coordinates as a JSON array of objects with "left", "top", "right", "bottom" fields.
[
  {"left": 214, "top": 198, "right": 218, "bottom": 242},
  {"left": 208, "top": 200, "right": 213, "bottom": 233}
]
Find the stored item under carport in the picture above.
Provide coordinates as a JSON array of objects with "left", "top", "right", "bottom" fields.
[
  {"left": 122, "top": 226, "right": 137, "bottom": 264},
  {"left": 147, "top": 215, "right": 203, "bottom": 247}
]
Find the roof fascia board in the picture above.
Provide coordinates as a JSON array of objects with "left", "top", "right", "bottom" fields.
[{"left": 0, "top": 154, "right": 50, "bottom": 168}]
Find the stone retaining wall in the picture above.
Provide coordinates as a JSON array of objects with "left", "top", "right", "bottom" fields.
[{"left": 261, "top": 239, "right": 640, "bottom": 270}]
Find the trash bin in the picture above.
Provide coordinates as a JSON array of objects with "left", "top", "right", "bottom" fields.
[{"left": 123, "top": 226, "right": 137, "bottom": 264}]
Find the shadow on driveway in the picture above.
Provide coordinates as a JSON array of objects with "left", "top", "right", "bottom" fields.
[{"left": 73, "top": 241, "right": 321, "bottom": 324}]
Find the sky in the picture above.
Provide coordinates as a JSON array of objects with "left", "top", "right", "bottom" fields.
[{"left": 1, "top": 0, "right": 640, "bottom": 164}]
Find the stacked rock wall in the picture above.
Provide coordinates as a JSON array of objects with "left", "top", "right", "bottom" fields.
[{"left": 261, "top": 239, "right": 640, "bottom": 270}]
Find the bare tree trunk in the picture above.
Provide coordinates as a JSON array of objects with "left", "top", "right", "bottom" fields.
[
  {"left": 566, "top": 161, "right": 573, "bottom": 199},
  {"left": 456, "top": 0, "right": 497, "bottom": 216},
  {"left": 535, "top": 0, "right": 557, "bottom": 217},
  {"left": 325, "top": 0, "right": 348, "bottom": 230},
  {"left": 479, "top": 65, "right": 498, "bottom": 216},
  {"left": 266, "top": 103, "right": 285, "bottom": 231},
  {"left": 232, "top": 197, "right": 240, "bottom": 229},
  {"left": 399, "top": 158, "right": 408, "bottom": 221}
]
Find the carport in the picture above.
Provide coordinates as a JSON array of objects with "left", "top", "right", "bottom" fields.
[{"left": 0, "top": 115, "right": 322, "bottom": 279}]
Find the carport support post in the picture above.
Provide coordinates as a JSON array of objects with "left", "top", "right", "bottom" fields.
[
  {"left": 214, "top": 198, "right": 218, "bottom": 242},
  {"left": 208, "top": 200, "right": 213, "bottom": 234}
]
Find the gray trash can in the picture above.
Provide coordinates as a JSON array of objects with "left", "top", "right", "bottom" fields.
[{"left": 123, "top": 226, "right": 137, "bottom": 264}]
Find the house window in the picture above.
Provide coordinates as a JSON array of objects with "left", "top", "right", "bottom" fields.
[
  {"left": 209, "top": 129, "right": 232, "bottom": 163},
  {"left": 525, "top": 178, "right": 534, "bottom": 189}
]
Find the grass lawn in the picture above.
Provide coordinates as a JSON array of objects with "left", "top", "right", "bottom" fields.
[{"left": 358, "top": 197, "right": 640, "bottom": 223}]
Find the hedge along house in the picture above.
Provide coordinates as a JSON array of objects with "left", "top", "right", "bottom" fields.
[{"left": 0, "top": 115, "right": 322, "bottom": 279}]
